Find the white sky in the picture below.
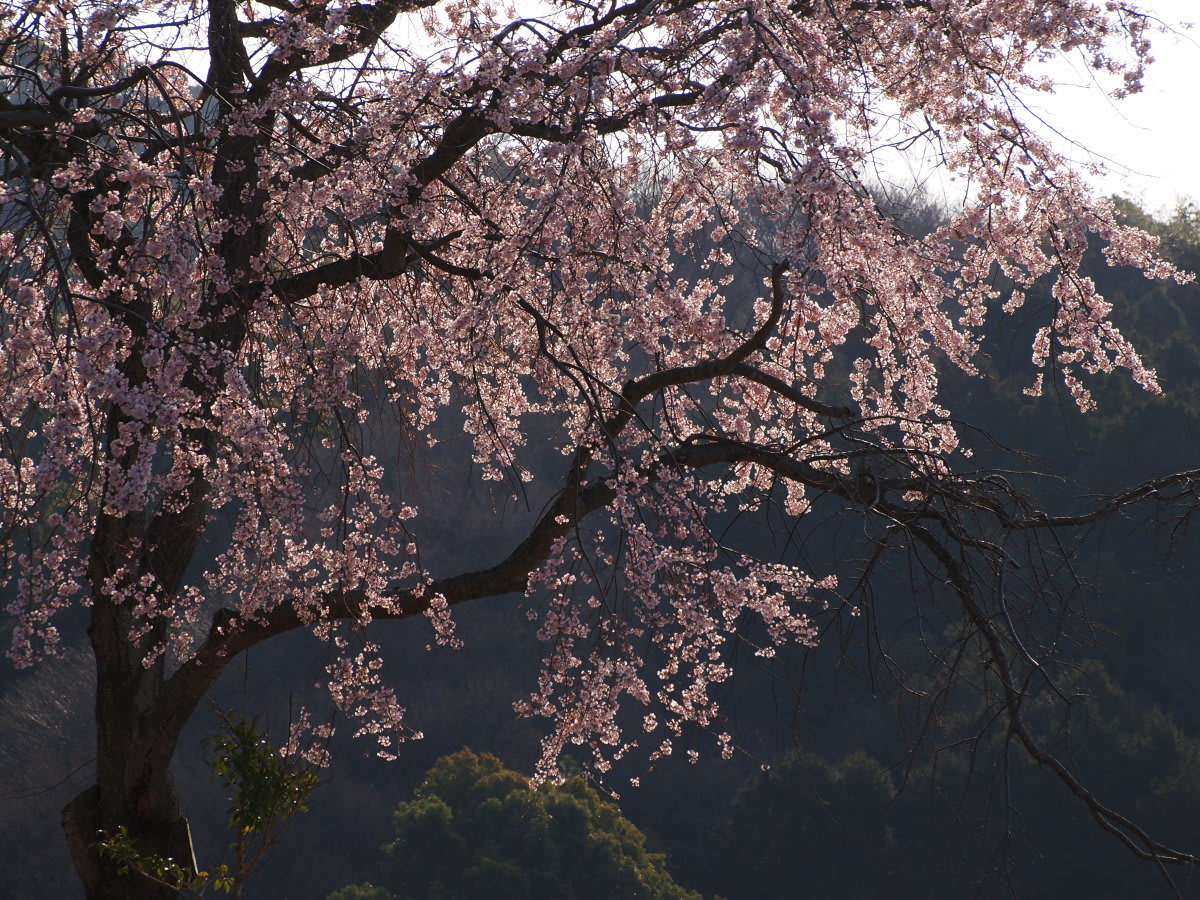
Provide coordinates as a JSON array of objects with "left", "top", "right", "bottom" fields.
[{"left": 1032, "top": 0, "right": 1200, "bottom": 214}]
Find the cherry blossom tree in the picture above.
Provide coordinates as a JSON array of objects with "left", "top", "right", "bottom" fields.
[{"left": 2, "top": 0, "right": 1198, "bottom": 896}]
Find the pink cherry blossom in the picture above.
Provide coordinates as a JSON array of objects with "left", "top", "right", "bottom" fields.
[{"left": 1, "top": 0, "right": 1194, "bottom": 890}]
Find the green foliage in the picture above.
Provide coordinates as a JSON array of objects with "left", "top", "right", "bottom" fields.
[
  {"left": 96, "top": 712, "right": 319, "bottom": 897},
  {"left": 96, "top": 826, "right": 232, "bottom": 898},
  {"left": 204, "top": 711, "right": 320, "bottom": 836},
  {"left": 326, "top": 884, "right": 395, "bottom": 900},
  {"left": 330, "top": 749, "right": 700, "bottom": 900}
]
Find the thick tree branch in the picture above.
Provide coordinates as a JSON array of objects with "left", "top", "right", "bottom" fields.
[
  {"left": 1010, "top": 468, "right": 1200, "bottom": 530},
  {"left": 606, "top": 263, "right": 792, "bottom": 438},
  {"left": 730, "top": 363, "right": 855, "bottom": 419},
  {"left": 270, "top": 113, "right": 490, "bottom": 301},
  {"left": 250, "top": 0, "right": 440, "bottom": 92}
]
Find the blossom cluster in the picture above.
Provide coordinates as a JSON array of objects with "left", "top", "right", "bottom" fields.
[{"left": 0, "top": 0, "right": 1179, "bottom": 774}]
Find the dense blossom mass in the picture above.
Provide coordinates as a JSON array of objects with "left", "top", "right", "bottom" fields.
[{"left": 0, "top": 0, "right": 1193, "bottom": 895}]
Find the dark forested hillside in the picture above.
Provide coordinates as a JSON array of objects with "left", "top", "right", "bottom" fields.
[{"left": 4, "top": 199, "right": 1200, "bottom": 899}]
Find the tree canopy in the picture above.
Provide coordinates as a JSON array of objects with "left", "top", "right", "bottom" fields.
[
  {"left": 1, "top": 0, "right": 1198, "bottom": 896},
  {"left": 330, "top": 749, "right": 701, "bottom": 900}
]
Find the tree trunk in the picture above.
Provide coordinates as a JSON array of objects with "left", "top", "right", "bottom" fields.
[
  {"left": 62, "top": 598, "right": 198, "bottom": 900},
  {"left": 63, "top": 786, "right": 197, "bottom": 900}
]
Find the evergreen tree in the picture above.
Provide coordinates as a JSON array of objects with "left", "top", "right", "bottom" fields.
[{"left": 331, "top": 750, "right": 700, "bottom": 900}]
